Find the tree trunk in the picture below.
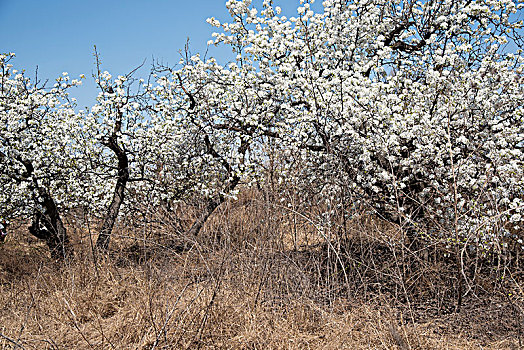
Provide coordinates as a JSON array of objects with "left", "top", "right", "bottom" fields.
[
  {"left": 186, "top": 197, "right": 222, "bottom": 237},
  {"left": 29, "top": 192, "right": 73, "bottom": 260},
  {"left": 187, "top": 175, "right": 240, "bottom": 237},
  {"left": 96, "top": 135, "right": 129, "bottom": 250},
  {"left": 19, "top": 157, "right": 72, "bottom": 260}
]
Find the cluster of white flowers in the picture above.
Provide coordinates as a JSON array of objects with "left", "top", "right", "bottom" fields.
[{"left": 0, "top": 53, "right": 94, "bottom": 221}]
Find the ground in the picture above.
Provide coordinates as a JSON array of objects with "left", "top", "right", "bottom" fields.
[{"left": 0, "top": 199, "right": 522, "bottom": 349}]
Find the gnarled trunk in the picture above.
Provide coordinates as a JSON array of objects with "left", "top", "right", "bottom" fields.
[
  {"left": 18, "top": 157, "right": 72, "bottom": 260},
  {"left": 187, "top": 175, "right": 240, "bottom": 237},
  {"left": 29, "top": 191, "right": 73, "bottom": 260},
  {"left": 186, "top": 134, "right": 247, "bottom": 238},
  {"left": 96, "top": 130, "right": 129, "bottom": 250}
]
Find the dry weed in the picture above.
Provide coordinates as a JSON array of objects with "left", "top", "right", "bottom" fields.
[{"left": 0, "top": 191, "right": 522, "bottom": 349}]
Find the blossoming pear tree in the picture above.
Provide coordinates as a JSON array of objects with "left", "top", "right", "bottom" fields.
[
  {"left": 86, "top": 56, "right": 158, "bottom": 250},
  {"left": 0, "top": 53, "right": 92, "bottom": 259},
  {"left": 151, "top": 45, "right": 285, "bottom": 237},
  {"left": 205, "top": 0, "right": 524, "bottom": 248}
]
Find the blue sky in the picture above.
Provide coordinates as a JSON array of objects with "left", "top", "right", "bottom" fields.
[
  {"left": 0, "top": 0, "right": 248, "bottom": 108},
  {"left": 0, "top": 0, "right": 311, "bottom": 108},
  {"left": 3, "top": 1, "right": 520, "bottom": 108}
]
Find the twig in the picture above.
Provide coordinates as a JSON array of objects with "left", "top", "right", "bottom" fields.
[{"left": 0, "top": 332, "right": 26, "bottom": 349}]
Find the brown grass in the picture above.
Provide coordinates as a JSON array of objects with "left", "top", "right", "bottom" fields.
[{"left": 1, "top": 191, "right": 522, "bottom": 349}]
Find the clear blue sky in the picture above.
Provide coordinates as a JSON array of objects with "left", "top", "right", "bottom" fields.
[
  {"left": 0, "top": 0, "right": 309, "bottom": 108},
  {"left": 3, "top": 1, "right": 520, "bottom": 108},
  {"left": 0, "top": 0, "right": 248, "bottom": 108}
]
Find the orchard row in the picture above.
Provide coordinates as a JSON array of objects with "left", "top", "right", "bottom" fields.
[{"left": 1, "top": 0, "right": 523, "bottom": 258}]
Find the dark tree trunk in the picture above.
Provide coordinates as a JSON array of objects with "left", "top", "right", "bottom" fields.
[
  {"left": 186, "top": 134, "right": 247, "bottom": 238},
  {"left": 17, "top": 157, "right": 72, "bottom": 260},
  {"left": 96, "top": 134, "right": 129, "bottom": 250},
  {"left": 186, "top": 198, "right": 222, "bottom": 237},
  {"left": 186, "top": 175, "right": 240, "bottom": 237},
  {"left": 29, "top": 191, "right": 73, "bottom": 260}
]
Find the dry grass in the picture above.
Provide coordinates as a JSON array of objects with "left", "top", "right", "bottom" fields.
[{"left": 1, "top": 192, "right": 523, "bottom": 349}]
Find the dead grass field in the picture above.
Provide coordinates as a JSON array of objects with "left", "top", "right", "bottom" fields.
[{"left": 1, "top": 192, "right": 522, "bottom": 349}]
